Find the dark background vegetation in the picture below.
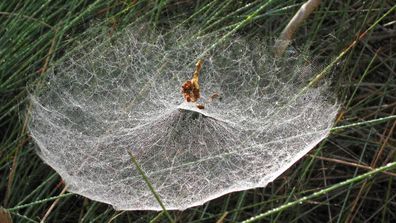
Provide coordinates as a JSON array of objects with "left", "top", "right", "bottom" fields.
[{"left": 1, "top": 0, "right": 395, "bottom": 222}]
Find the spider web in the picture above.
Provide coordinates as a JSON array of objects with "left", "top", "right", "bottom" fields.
[{"left": 28, "top": 26, "right": 338, "bottom": 210}]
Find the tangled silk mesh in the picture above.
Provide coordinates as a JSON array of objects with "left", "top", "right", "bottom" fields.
[{"left": 29, "top": 26, "right": 338, "bottom": 210}]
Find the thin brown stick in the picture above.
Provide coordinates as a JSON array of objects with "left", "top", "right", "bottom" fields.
[
  {"left": 3, "top": 103, "right": 31, "bottom": 207},
  {"left": 41, "top": 29, "right": 58, "bottom": 75},
  {"left": 216, "top": 211, "right": 229, "bottom": 223},
  {"left": 106, "top": 211, "right": 126, "bottom": 223},
  {"left": 40, "top": 186, "right": 68, "bottom": 223},
  {"left": 274, "top": 0, "right": 321, "bottom": 57},
  {"left": 371, "top": 108, "right": 396, "bottom": 168},
  {"left": 345, "top": 107, "right": 396, "bottom": 223},
  {"left": 310, "top": 155, "right": 396, "bottom": 178}
]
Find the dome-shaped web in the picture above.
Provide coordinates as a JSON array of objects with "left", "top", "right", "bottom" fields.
[{"left": 28, "top": 27, "right": 338, "bottom": 210}]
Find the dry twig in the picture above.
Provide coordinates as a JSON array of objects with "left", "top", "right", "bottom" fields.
[{"left": 274, "top": 0, "right": 321, "bottom": 57}]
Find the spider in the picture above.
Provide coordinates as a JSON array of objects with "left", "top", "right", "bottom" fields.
[{"left": 208, "top": 92, "right": 221, "bottom": 102}]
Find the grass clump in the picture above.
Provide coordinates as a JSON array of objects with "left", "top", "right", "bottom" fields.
[{"left": 1, "top": 0, "right": 396, "bottom": 222}]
